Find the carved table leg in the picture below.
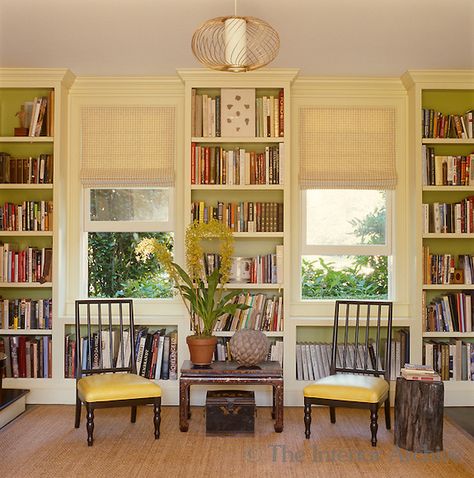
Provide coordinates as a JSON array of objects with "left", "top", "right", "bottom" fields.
[
  {"left": 179, "top": 380, "right": 190, "bottom": 432},
  {"left": 274, "top": 381, "right": 284, "bottom": 432}
]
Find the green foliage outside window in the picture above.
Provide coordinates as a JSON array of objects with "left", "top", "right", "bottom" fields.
[
  {"left": 302, "top": 202, "right": 388, "bottom": 300},
  {"left": 88, "top": 232, "right": 173, "bottom": 298}
]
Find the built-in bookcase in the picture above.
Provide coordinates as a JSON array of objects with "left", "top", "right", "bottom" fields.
[
  {"left": 0, "top": 69, "right": 74, "bottom": 403},
  {"left": 178, "top": 70, "right": 297, "bottom": 403},
  {"left": 403, "top": 71, "right": 474, "bottom": 405}
]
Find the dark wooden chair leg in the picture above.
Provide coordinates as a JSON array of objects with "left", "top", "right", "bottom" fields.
[
  {"left": 74, "top": 394, "right": 81, "bottom": 428},
  {"left": 304, "top": 398, "right": 312, "bottom": 439},
  {"left": 271, "top": 385, "right": 276, "bottom": 419},
  {"left": 384, "top": 398, "right": 391, "bottom": 430},
  {"left": 154, "top": 399, "right": 161, "bottom": 439},
  {"left": 329, "top": 407, "right": 336, "bottom": 424},
  {"left": 86, "top": 405, "right": 95, "bottom": 446},
  {"left": 370, "top": 407, "right": 378, "bottom": 447},
  {"left": 131, "top": 406, "right": 137, "bottom": 423}
]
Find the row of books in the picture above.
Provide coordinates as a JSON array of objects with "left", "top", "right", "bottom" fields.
[
  {"left": 214, "top": 292, "right": 283, "bottom": 332},
  {"left": 191, "top": 89, "right": 284, "bottom": 138},
  {"left": 296, "top": 330, "right": 410, "bottom": 381},
  {"left": 0, "top": 335, "right": 51, "bottom": 378},
  {"left": 229, "top": 249, "right": 284, "bottom": 285},
  {"left": 190, "top": 144, "right": 284, "bottom": 185},
  {"left": 422, "top": 108, "right": 473, "bottom": 139},
  {"left": 201, "top": 249, "right": 284, "bottom": 285},
  {"left": 0, "top": 200, "right": 53, "bottom": 232},
  {"left": 422, "top": 147, "right": 474, "bottom": 186},
  {"left": 191, "top": 201, "right": 284, "bottom": 233},
  {"left": 0, "top": 153, "right": 53, "bottom": 184},
  {"left": 422, "top": 248, "right": 474, "bottom": 285},
  {"left": 18, "top": 95, "right": 53, "bottom": 137},
  {"left": 64, "top": 327, "right": 178, "bottom": 381},
  {"left": 423, "top": 291, "right": 473, "bottom": 333},
  {"left": 0, "top": 244, "right": 52, "bottom": 283},
  {"left": 0, "top": 298, "right": 52, "bottom": 330},
  {"left": 422, "top": 197, "right": 474, "bottom": 233},
  {"left": 424, "top": 340, "right": 474, "bottom": 381},
  {"left": 214, "top": 337, "right": 284, "bottom": 366}
]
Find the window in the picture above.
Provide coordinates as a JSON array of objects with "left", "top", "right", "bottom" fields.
[
  {"left": 85, "top": 188, "right": 174, "bottom": 299},
  {"left": 301, "top": 189, "right": 392, "bottom": 300}
]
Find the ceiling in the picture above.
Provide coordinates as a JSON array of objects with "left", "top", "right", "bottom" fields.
[{"left": 1, "top": 0, "right": 473, "bottom": 78}]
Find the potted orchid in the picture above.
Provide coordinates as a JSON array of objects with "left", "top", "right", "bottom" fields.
[{"left": 136, "top": 219, "right": 248, "bottom": 365}]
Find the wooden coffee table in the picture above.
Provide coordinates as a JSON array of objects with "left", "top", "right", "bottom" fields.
[{"left": 179, "top": 360, "right": 284, "bottom": 432}]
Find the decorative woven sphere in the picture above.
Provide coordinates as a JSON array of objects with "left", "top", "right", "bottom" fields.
[{"left": 230, "top": 329, "right": 269, "bottom": 366}]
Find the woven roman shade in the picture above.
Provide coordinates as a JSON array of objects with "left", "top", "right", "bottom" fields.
[
  {"left": 80, "top": 105, "right": 175, "bottom": 187},
  {"left": 299, "top": 106, "right": 397, "bottom": 189}
]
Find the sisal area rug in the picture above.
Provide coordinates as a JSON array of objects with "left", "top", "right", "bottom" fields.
[{"left": 1, "top": 405, "right": 473, "bottom": 478}]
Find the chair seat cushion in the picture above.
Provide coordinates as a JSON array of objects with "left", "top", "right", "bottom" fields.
[
  {"left": 303, "top": 374, "right": 389, "bottom": 403},
  {"left": 78, "top": 373, "right": 162, "bottom": 403}
]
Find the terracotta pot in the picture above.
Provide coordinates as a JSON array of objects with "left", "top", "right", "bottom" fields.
[{"left": 186, "top": 335, "right": 218, "bottom": 366}]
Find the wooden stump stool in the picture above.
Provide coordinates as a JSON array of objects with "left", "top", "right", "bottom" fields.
[{"left": 394, "top": 377, "right": 444, "bottom": 452}]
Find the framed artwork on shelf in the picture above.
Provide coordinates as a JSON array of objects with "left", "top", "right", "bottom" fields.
[{"left": 221, "top": 88, "right": 256, "bottom": 137}]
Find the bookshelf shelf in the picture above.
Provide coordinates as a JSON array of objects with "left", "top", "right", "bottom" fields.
[
  {"left": 0, "top": 137, "right": 54, "bottom": 143},
  {"left": 423, "top": 332, "right": 474, "bottom": 338},
  {"left": 233, "top": 232, "right": 284, "bottom": 238},
  {"left": 422, "top": 233, "right": 474, "bottom": 239},
  {"left": 422, "top": 138, "right": 474, "bottom": 145},
  {"left": 0, "top": 184, "right": 53, "bottom": 190},
  {"left": 191, "top": 136, "right": 285, "bottom": 144},
  {"left": 0, "top": 329, "right": 52, "bottom": 335},
  {"left": 422, "top": 186, "right": 474, "bottom": 192},
  {"left": 0, "top": 282, "right": 53, "bottom": 288},
  {"left": 225, "top": 283, "right": 283, "bottom": 290},
  {"left": 191, "top": 185, "right": 284, "bottom": 191},
  {"left": 214, "top": 330, "right": 284, "bottom": 338},
  {"left": 0, "top": 231, "right": 53, "bottom": 237},
  {"left": 422, "top": 284, "right": 474, "bottom": 290}
]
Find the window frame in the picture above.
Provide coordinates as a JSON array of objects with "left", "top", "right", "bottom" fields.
[
  {"left": 83, "top": 186, "right": 176, "bottom": 301},
  {"left": 300, "top": 189, "right": 394, "bottom": 300}
]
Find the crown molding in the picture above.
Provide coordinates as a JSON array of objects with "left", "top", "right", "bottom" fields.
[
  {"left": 0, "top": 68, "right": 75, "bottom": 89},
  {"left": 401, "top": 70, "right": 474, "bottom": 90},
  {"left": 176, "top": 68, "right": 300, "bottom": 88},
  {"left": 70, "top": 76, "right": 184, "bottom": 97},
  {"left": 292, "top": 76, "right": 406, "bottom": 98}
]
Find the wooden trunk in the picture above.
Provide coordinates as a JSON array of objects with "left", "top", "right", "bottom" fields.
[
  {"left": 394, "top": 377, "right": 444, "bottom": 452},
  {"left": 206, "top": 390, "right": 255, "bottom": 434}
]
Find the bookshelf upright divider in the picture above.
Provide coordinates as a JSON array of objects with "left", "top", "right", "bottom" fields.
[{"left": 403, "top": 70, "right": 474, "bottom": 406}]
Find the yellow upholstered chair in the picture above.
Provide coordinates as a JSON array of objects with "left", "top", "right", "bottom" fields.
[
  {"left": 74, "top": 299, "right": 162, "bottom": 446},
  {"left": 303, "top": 300, "right": 393, "bottom": 446}
]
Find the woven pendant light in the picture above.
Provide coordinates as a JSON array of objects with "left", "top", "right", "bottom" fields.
[{"left": 191, "top": 3, "right": 279, "bottom": 72}]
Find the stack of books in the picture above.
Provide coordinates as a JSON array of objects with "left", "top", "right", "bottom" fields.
[{"left": 401, "top": 363, "right": 441, "bottom": 381}]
